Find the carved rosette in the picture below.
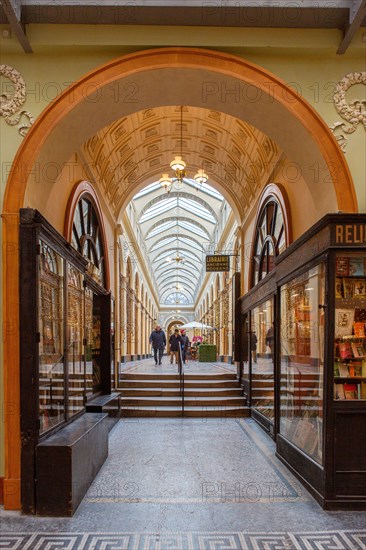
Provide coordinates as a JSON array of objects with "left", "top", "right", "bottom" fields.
[
  {"left": 0, "top": 64, "right": 34, "bottom": 136},
  {"left": 330, "top": 71, "right": 366, "bottom": 152}
]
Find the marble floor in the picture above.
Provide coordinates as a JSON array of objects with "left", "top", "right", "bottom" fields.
[
  {"left": 1, "top": 417, "right": 366, "bottom": 549},
  {"left": 119, "top": 356, "right": 237, "bottom": 376}
]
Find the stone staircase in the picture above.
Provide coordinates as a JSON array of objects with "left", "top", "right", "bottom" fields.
[
  {"left": 250, "top": 371, "right": 322, "bottom": 418},
  {"left": 39, "top": 372, "right": 94, "bottom": 415},
  {"left": 119, "top": 372, "right": 250, "bottom": 417}
]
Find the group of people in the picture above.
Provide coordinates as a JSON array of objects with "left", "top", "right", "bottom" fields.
[{"left": 149, "top": 325, "right": 190, "bottom": 366}]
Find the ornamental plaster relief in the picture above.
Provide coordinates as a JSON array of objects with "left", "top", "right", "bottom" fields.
[
  {"left": 0, "top": 64, "right": 34, "bottom": 137},
  {"left": 330, "top": 71, "right": 366, "bottom": 152},
  {"left": 83, "top": 106, "right": 281, "bottom": 220}
]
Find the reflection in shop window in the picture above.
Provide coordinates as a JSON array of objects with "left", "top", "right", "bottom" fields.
[
  {"left": 280, "top": 263, "right": 325, "bottom": 464},
  {"left": 251, "top": 300, "right": 275, "bottom": 424},
  {"left": 38, "top": 241, "right": 65, "bottom": 434}
]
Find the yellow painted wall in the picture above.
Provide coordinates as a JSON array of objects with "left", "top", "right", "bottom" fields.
[{"left": 1, "top": 24, "right": 365, "bottom": 478}]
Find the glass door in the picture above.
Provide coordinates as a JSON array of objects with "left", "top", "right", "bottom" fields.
[{"left": 250, "top": 298, "right": 275, "bottom": 433}]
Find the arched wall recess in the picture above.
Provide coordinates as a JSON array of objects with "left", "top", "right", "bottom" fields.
[{"left": 1, "top": 47, "right": 357, "bottom": 511}]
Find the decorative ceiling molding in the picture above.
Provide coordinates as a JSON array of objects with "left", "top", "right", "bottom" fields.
[
  {"left": 330, "top": 71, "right": 366, "bottom": 151},
  {"left": 82, "top": 106, "right": 281, "bottom": 220},
  {"left": 0, "top": 64, "right": 34, "bottom": 136}
]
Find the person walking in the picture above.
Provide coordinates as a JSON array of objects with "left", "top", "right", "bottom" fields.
[
  {"left": 149, "top": 325, "right": 166, "bottom": 365},
  {"left": 266, "top": 326, "right": 274, "bottom": 359},
  {"left": 250, "top": 331, "right": 257, "bottom": 363},
  {"left": 169, "top": 328, "right": 182, "bottom": 364},
  {"left": 180, "top": 330, "right": 190, "bottom": 364}
]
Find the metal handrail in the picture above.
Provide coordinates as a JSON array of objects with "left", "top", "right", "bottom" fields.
[
  {"left": 178, "top": 345, "right": 185, "bottom": 415},
  {"left": 46, "top": 341, "right": 77, "bottom": 412}
]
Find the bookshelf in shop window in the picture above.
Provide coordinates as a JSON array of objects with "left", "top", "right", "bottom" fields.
[{"left": 334, "top": 254, "right": 366, "bottom": 400}]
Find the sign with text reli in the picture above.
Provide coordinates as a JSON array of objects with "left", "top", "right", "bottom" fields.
[{"left": 206, "top": 254, "right": 230, "bottom": 272}]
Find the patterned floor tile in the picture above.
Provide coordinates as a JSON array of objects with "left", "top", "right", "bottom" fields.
[
  {"left": 1, "top": 532, "right": 365, "bottom": 550},
  {"left": 22, "top": 534, "right": 86, "bottom": 549},
  {"left": 0, "top": 534, "right": 34, "bottom": 549}
]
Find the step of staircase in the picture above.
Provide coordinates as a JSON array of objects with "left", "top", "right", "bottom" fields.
[
  {"left": 120, "top": 405, "right": 250, "bottom": 418},
  {"left": 119, "top": 372, "right": 248, "bottom": 417},
  {"left": 120, "top": 373, "right": 237, "bottom": 381},
  {"left": 121, "top": 388, "right": 243, "bottom": 397},
  {"left": 119, "top": 379, "right": 238, "bottom": 389}
]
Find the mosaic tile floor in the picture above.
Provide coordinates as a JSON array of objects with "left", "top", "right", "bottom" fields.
[
  {"left": 1, "top": 418, "right": 365, "bottom": 549},
  {"left": 0, "top": 530, "right": 366, "bottom": 549}
]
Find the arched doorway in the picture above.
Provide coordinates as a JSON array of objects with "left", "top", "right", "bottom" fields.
[{"left": 1, "top": 47, "right": 357, "bottom": 510}]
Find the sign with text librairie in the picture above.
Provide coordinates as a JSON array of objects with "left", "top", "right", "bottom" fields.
[{"left": 206, "top": 254, "right": 230, "bottom": 272}]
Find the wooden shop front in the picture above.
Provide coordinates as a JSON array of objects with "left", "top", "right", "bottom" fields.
[
  {"left": 240, "top": 214, "right": 366, "bottom": 509},
  {"left": 19, "top": 208, "right": 114, "bottom": 515}
]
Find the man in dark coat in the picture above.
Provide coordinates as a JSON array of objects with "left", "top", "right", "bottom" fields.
[{"left": 149, "top": 325, "right": 166, "bottom": 365}]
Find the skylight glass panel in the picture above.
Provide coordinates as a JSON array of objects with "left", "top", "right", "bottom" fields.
[
  {"left": 152, "top": 249, "right": 176, "bottom": 263},
  {"left": 159, "top": 281, "right": 196, "bottom": 295},
  {"left": 152, "top": 248, "right": 201, "bottom": 264},
  {"left": 178, "top": 220, "right": 210, "bottom": 239},
  {"left": 146, "top": 220, "right": 176, "bottom": 239},
  {"left": 139, "top": 198, "right": 177, "bottom": 222},
  {"left": 155, "top": 267, "right": 199, "bottom": 280},
  {"left": 149, "top": 237, "right": 176, "bottom": 252},
  {"left": 184, "top": 179, "right": 224, "bottom": 200},
  {"left": 181, "top": 261, "right": 197, "bottom": 270},
  {"left": 179, "top": 236, "right": 204, "bottom": 252},
  {"left": 164, "top": 293, "right": 191, "bottom": 305},
  {"left": 158, "top": 274, "right": 196, "bottom": 288},
  {"left": 133, "top": 182, "right": 161, "bottom": 199},
  {"left": 178, "top": 249, "right": 201, "bottom": 262},
  {"left": 179, "top": 198, "right": 216, "bottom": 223}
]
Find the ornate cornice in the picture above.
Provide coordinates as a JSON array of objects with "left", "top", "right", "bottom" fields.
[{"left": 0, "top": 64, "right": 34, "bottom": 137}]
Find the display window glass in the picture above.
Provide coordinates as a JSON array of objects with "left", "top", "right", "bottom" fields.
[
  {"left": 67, "top": 265, "right": 85, "bottom": 417},
  {"left": 280, "top": 263, "right": 325, "bottom": 464},
  {"left": 38, "top": 241, "right": 65, "bottom": 434},
  {"left": 334, "top": 252, "right": 366, "bottom": 400},
  {"left": 85, "top": 287, "right": 102, "bottom": 393},
  {"left": 242, "top": 314, "right": 250, "bottom": 380},
  {"left": 251, "top": 299, "right": 275, "bottom": 422}
]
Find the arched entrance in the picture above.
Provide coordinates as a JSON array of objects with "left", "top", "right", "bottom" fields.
[{"left": 2, "top": 47, "right": 357, "bottom": 510}]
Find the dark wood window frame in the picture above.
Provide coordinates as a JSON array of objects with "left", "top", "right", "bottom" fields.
[{"left": 250, "top": 183, "right": 292, "bottom": 289}]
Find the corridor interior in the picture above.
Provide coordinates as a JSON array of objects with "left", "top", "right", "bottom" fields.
[{"left": 1, "top": 378, "right": 366, "bottom": 549}]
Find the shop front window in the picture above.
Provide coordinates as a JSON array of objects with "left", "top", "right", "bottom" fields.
[
  {"left": 67, "top": 265, "right": 85, "bottom": 417},
  {"left": 251, "top": 299, "right": 275, "bottom": 423},
  {"left": 38, "top": 241, "right": 65, "bottom": 434},
  {"left": 280, "top": 263, "right": 325, "bottom": 464},
  {"left": 334, "top": 252, "right": 366, "bottom": 400},
  {"left": 85, "top": 287, "right": 102, "bottom": 393}
]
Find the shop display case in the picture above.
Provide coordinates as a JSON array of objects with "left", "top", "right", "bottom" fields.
[
  {"left": 240, "top": 214, "right": 366, "bottom": 509},
  {"left": 19, "top": 209, "right": 113, "bottom": 514}
]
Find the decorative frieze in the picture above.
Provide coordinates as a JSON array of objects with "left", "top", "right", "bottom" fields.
[
  {"left": 0, "top": 64, "right": 34, "bottom": 136},
  {"left": 330, "top": 71, "right": 366, "bottom": 152}
]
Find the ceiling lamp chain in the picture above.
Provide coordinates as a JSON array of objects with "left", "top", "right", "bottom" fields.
[{"left": 159, "top": 106, "right": 209, "bottom": 193}]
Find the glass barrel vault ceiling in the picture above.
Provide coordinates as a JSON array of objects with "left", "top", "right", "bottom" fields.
[{"left": 132, "top": 179, "right": 228, "bottom": 306}]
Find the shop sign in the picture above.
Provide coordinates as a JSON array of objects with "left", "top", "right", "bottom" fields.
[
  {"left": 206, "top": 254, "right": 230, "bottom": 272},
  {"left": 335, "top": 224, "right": 366, "bottom": 245}
]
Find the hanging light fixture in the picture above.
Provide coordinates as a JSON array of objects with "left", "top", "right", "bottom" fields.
[
  {"left": 193, "top": 168, "right": 208, "bottom": 185},
  {"left": 166, "top": 195, "right": 185, "bottom": 265},
  {"left": 160, "top": 106, "right": 208, "bottom": 193}
]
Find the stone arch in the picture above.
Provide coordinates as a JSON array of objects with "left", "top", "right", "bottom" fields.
[{"left": 1, "top": 46, "right": 357, "bottom": 510}]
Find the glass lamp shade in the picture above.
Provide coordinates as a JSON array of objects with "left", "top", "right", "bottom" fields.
[
  {"left": 170, "top": 156, "right": 186, "bottom": 172},
  {"left": 159, "top": 173, "right": 173, "bottom": 192},
  {"left": 194, "top": 169, "right": 208, "bottom": 184}
]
